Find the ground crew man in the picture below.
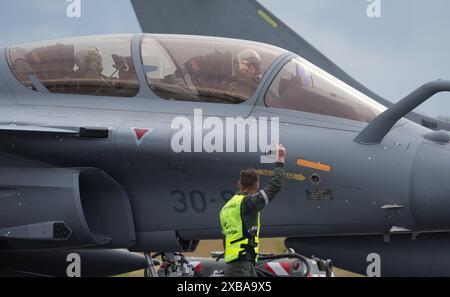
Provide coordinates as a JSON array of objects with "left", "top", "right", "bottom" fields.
[{"left": 219, "top": 144, "right": 286, "bottom": 277}]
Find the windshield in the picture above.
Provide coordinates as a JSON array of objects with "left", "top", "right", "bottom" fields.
[
  {"left": 141, "top": 35, "right": 285, "bottom": 104},
  {"left": 265, "top": 56, "right": 386, "bottom": 122}
]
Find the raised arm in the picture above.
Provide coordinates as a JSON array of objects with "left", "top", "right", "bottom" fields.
[{"left": 246, "top": 144, "right": 286, "bottom": 212}]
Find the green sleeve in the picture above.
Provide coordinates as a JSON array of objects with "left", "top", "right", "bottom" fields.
[{"left": 244, "top": 163, "right": 286, "bottom": 212}]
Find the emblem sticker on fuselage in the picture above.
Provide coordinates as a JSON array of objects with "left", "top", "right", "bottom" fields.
[
  {"left": 130, "top": 127, "right": 154, "bottom": 146},
  {"left": 306, "top": 189, "right": 334, "bottom": 201}
]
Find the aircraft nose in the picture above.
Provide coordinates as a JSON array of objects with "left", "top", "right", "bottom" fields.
[{"left": 411, "top": 140, "right": 450, "bottom": 229}]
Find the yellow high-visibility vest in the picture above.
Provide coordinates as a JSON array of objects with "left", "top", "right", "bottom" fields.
[{"left": 219, "top": 194, "right": 260, "bottom": 263}]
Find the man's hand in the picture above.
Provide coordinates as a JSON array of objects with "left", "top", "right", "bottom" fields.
[{"left": 277, "top": 144, "right": 286, "bottom": 164}]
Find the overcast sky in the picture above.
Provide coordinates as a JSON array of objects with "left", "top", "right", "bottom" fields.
[{"left": 0, "top": 0, "right": 449, "bottom": 118}]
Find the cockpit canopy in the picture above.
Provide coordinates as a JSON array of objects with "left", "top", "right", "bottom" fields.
[
  {"left": 141, "top": 35, "right": 284, "bottom": 103},
  {"left": 265, "top": 56, "right": 386, "bottom": 122},
  {"left": 6, "top": 34, "right": 385, "bottom": 123},
  {"left": 7, "top": 35, "right": 140, "bottom": 97},
  {"left": 6, "top": 34, "right": 285, "bottom": 102}
]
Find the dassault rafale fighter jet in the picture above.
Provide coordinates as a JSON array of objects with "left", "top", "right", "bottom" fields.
[
  {"left": 0, "top": 30, "right": 450, "bottom": 277},
  {"left": 128, "top": 0, "right": 450, "bottom": 277}
]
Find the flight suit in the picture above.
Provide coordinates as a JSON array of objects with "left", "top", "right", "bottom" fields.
[{"left": 225, "top": 76, "right": 258, "bottom": 102}]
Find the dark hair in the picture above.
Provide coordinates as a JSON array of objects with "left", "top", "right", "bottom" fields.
[{"left": 239, "top": 168, "right": 259, "bottom": 189}]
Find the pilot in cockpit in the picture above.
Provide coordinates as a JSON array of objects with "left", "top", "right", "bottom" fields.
[
  {"left": 73, "top": 47, "right": 105, "bottom": 80},
  {"left": 225, "top": 49, "right": 262, "bottom": 102}
]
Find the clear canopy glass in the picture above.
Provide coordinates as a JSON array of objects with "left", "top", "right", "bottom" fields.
[
  {"left": 7, "top": 35, "right": 140, "bottom": 97},
  {"left": 141, "top": 34, "right": 286, "bottom": 104},
  {"left": 265, "top": 57, "right": 386, "bottom": 122}
]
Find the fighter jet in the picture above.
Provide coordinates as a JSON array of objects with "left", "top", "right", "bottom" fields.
[
  {"left": 0, "top": 28, "right": 450, "bottom": 277},
  {"left": 128, "top": 0, "right": 450, "bottom": 277}
]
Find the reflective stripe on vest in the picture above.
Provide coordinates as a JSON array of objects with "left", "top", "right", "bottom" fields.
[{"left": 219, "top": 194, "right": 261, "bottom": 263}]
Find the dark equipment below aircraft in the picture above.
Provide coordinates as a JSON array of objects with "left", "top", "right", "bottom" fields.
[
  {"left": 286, "top": 233, "right": 450, "bottom": 277},
  {"left": 0, "top": 249, "right": 147, "bottom": 277}
]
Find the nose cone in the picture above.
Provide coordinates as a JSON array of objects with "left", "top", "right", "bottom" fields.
[{"left": 411, "top": 141, "right": 450, "bottom": 229}]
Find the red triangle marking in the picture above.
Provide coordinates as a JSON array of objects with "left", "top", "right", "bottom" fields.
[{"left": 134, "top": 128, "right": 149, "bottom": 140}]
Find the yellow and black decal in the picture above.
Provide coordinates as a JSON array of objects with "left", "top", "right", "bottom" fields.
[{"left": 255, "top": 169, "right": 306, "bottom": 182}]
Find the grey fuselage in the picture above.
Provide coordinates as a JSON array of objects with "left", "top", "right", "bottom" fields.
[{"left": 0, "top": 33, "right": 447, "bottom": 254}]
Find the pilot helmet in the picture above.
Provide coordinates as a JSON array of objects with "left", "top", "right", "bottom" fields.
[
  {"left": 75, "top": 47, "right": 104, "bottom": 74},
  {"left": 237, "top": 49, "right": 262, "bottom": 75}
]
